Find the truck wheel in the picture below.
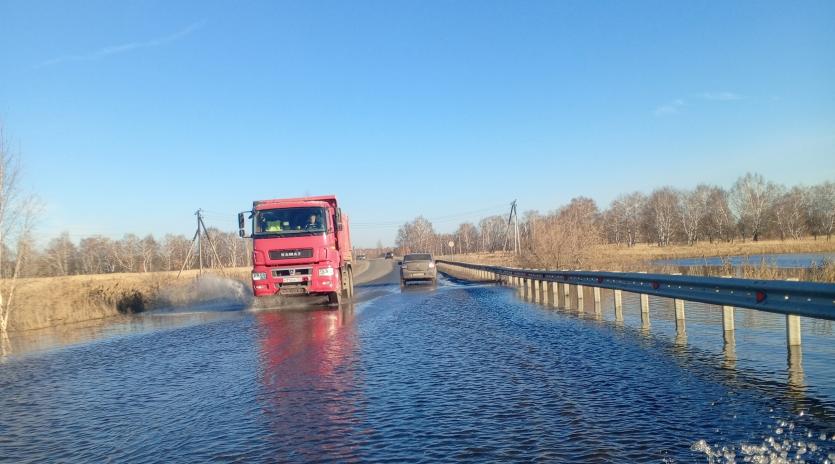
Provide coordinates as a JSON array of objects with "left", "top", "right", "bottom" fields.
[
  {"left": 341, "top": 268, "right": 351, "bottom": 299},
  {"left": 328, "top": 291, "right": 342, "bottom": 306},
  {"left": 347, "top": 268, "right": 355, "bottom": 299}
]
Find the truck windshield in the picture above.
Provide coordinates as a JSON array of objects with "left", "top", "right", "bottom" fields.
[{"left": 253, "top": 207, "right": 328, "bottom": 237}]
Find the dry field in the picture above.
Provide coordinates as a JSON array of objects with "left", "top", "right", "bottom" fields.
[
  {"left": 5, "top": 268, "right": 250, "bottom": 332},
  {"left": 440, "top": 237, "right": 835, "bottom": 282},
  {"left": 5, "top": 261, "right": 379, "bottom": 333}
]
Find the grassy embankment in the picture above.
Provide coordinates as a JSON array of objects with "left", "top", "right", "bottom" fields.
[
  {"left": 6, "top": 267, "right": 251, "bottom": 332},
  {"left": 443, "top": 237, "right": 835, "bottom": 282},
  {"left": 6, "top": 259, "right": 375, "bottom": 333}
]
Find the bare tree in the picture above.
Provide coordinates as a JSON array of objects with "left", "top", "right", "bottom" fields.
[
  {"left": 773, "top": 186, "right": 808, "bottom": 240},
  {"left": 527, "top": 197, "right": 601, "bottom": 268},
  {"left": 455, "top": 222, "right": 479, "bottom": 254},
  {"left": 809, "top": 182, "right": 835, "bottom": 240},
  {"left": 606, "top": 192, "right": 644, "bottom": 247},
  {"left": 395, "top": 216, "right": 435, "bottom": 253},
  {"left": 478, "top": 215, "right": 506, "bottom": 252},
  {"left": 44, "top": 231, "right": 77, "bottom": 276},
  {"left": 678, "top": 185, "right": 710, "bottom": 245},
  {"left": 0, "top": 126, "right": 38, "bottom": 339},
  {"left": 702, "top": 186, "right": 734, "bottom": 243},
  {"left": 730, "top": 173, "right": 779, "bottom": 241},
  {"left": 644, "top": 187, "right": 679, "bottom": 247},
  {"left": 140, "top": 234, "right": 159, "bottom": 272}
]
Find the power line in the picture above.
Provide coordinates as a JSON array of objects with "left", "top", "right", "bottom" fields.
[
  {"left": 351, "top": 203, "right": 508, "bottom": 227},
  {"left": 177, "top": 209, "right": 227, "bottom": 279}
]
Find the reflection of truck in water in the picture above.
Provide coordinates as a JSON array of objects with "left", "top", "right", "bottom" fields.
[{"left": 239, "top": 195, "right": 354, "bottom": 305}]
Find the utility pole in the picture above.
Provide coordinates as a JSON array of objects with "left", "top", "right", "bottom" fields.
[
  {"left": 503, "top": 200, "right": 521, "bottom": 255},
  {"left": 514, "top": 201, "right": 521, "bottom": 254},
  {"left": 178, "top": 209, "right": 227, "bottom": 278}
]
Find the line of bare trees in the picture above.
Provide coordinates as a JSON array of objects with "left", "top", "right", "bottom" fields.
[
  {"left": 3, "top": 229, "right": 251, "bottom": 278},
  {"left": 395, "top": 173, "right": 835, "bottom": 267}
]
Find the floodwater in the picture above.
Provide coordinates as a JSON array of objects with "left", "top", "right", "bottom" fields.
[
  {"left": 655, "top": 252, "right": 835, "bottom": 269},
  {"left": 1, "top": 266, "right": 835, "bottom": 462}
]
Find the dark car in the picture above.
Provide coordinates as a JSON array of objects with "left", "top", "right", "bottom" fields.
[
  {"left": 400, "top": 253, "right": 437, "bottom": 286},
  {"left": 384, "top": 252, "right": 394, "bottom": 259}
]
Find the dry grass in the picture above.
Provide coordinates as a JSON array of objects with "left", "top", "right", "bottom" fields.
[
  {"left": 598, "top": 236, "right": 835, "bottom": 262},
  {"left": 5, "top": 260, "right": 381, "bottom": 333},
  {"left": 440, "top": 237, "right": 835, "bottom": 282},
  {"left": 6, "top": 268, "right": 250, "bottom": 332}
]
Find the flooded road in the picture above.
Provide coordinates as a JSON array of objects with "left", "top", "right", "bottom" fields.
[
  {"left": 2, "top": 261, "right": 835, "bottom": 462},
  {"left": 654, "top": 252, "right": 835, "bottom": 269}
]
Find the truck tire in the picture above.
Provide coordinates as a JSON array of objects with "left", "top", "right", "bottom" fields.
[
  {"left": 341, "top": 268, "right": 351, "bottom": 299},
  {"left": 328, "top": 291, "right": 342, "bottom": 306},
  {"left": 347, "top": 267, "right": 354, "bottom": 299}
]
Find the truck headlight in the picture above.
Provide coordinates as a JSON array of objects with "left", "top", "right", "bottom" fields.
[
  {"left": 428, "top": 262, "right": 435, "bottom": 268},
  {"left": 318, "top": 267, "right": 335, "bottom": 277},
  {"left": 252, "top": 272, "right": 267, "bottom": 281}
]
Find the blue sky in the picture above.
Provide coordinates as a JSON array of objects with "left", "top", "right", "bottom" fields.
[{"left": 1, "top": 0, "right": 834, "bottom": 247}]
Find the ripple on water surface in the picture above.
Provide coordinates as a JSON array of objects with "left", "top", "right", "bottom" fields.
[{"left": 1, "top": 280, "right": 834, "bottom": 462}]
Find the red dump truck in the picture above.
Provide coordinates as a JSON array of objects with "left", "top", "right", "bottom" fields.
[{"left": 238, "top": 195, "right": 354, "bottom": 305}]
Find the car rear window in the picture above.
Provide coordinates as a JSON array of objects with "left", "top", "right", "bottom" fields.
[{"left": 404, "top": 254, "right": 432, "bottom": 261}]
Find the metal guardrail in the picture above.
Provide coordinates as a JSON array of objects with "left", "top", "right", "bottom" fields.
[{"left": 436, "top": 260, "right": 835, "bottom": 321}]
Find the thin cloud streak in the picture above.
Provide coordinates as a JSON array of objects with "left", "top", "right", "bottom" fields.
[
  {"left": 37, "top": 20, "right": 206, "bottom": 68},
  {"left": 653, "top": 90, "right": 744, "bottom": 116},
  {"left": 654, "top": 99, "right": 685, "bottom": 116},
  {"left": 700, "top": 91, "right": 744, "bottom": 101}
]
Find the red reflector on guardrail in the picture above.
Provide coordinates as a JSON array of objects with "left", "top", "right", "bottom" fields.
[
  {"left": 756, "top": 291, "right": 766, "bottom": 303},
  {"left": 651, "top": 281, "right": 660, "bottom": 290},
  {"left": 597, "top": 277, "right": 604, "bottom": 283}
]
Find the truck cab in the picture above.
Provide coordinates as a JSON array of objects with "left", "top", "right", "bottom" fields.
[{"left": 240, "top": 195, "right": 353, "bottom": 305}]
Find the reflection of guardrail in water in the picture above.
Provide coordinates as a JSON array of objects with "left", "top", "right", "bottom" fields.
[{"left": 437, "top": 260, "right": 835, "bottom": 350}]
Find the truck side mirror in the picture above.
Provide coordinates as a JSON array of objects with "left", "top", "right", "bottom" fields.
[{"left": 238, "top": 212, "right": 246, "bottom": 237}]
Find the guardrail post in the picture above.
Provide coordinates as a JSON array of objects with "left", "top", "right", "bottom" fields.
[
  {"left": 613, "top": 290, "right": 623, "bottom": 321},
  {"left": 576, "top": 284, "right": 585, "bottom": 313},
  {"left": 786, "top": 278, "right": 802, "bottom": 347},
  {"left": 562, "top": 282, "right": 571, "bottom": 310},
  {"left": 593, "top": 287, "right": 602, "bottom": 316},
  {"left": 720, "top": 276, "right": 735, "bottom": 342},
  {"left": 671, "top": 273, "right": 686, "bottom": 333},
  {"left": 675, "top": 299, "right": 686, "bottom": 333},
  {"left": 637, "top": 272, "right": 650, "bottom": 328},
  {"left": 526, "top": 278, "right": 535, "bottom": 301},
  {"left": 787, "top": 315, "right": 802, "bottom": 346},
  {"left": 539, "top": 280, "right": 548, "bottom": 304},
  {"left": 532, "top": 278, "right": 541, "bottom": 302},
  {"left": 788, "top": 345, "right": 804, "bottom": 390},
  {"left": 546, "top": 280, "right": 555, "bottom": 306}
]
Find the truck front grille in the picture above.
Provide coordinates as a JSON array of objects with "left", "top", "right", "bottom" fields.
[{"left": 272, "top": 267, "right": 312, "bottom": 277}]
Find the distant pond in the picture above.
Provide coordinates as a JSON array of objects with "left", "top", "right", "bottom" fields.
[{"left": 653, "top": 252, "right": 835, "bottom": 269}]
